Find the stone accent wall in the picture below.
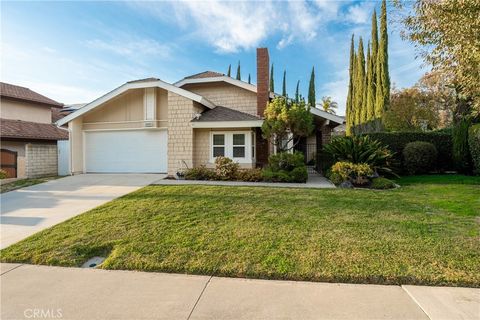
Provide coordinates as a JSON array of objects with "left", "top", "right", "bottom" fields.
[
  {"left": 25, "top": 143, "right": 58, "bottom": 178},
  {"left": 167, "top": 93, "right": 205, "bottom": 176},
  {"left": 184, "top": 83, "right": 257, "bottom": 116}
]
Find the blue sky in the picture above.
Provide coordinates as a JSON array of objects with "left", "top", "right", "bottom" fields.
[{"left": 1, "top": 1, "right": 426, "bottom": 115}]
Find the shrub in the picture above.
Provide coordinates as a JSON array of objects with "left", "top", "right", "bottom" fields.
[
  {"left": 330, "top": 161, "right": 373, "bottom": 186},
  {"left": 184, "top": 166, "right": 216, "bottom": 180},
  {"left": 370, "top": 177, "right": 396, "bottom": 189},
  {"left": 215, "top": 156, "right": 239, "bottom": 180},
  {"left": 236, "top": 168, "right": 264, "bottom": 182},
  {"left": 452, "top": 119, "right": 472, "bottom": 173},
  {"left": 267, "top": 152, "right": 305, "bottom": 172},
  {"left": 263, "top": 151, "right": 308, "bottom": 183},
  {"left": 403, "top": 141, "right": 438, "bottom": 175},
  {"left": 468, "top": 124, "right": 480, "bottom": 175},
  {"left": 0, "top": 169, "right": 7, "bottom": 179},
  {"left": 323, "top": 135, "right": 395, "bottom": 176},
  {"left": 367, "top": 131, "right": 452, "bottom": 171}
]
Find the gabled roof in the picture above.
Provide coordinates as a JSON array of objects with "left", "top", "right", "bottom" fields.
[
  {"left": 1, "top": 118, "right": 68, "bottom": 141},
  {"left": 57, "top": 78, "right": 216, "bottom": 127},
  {"left": 310, "top": 107, "right": 344, "bottom": 125},
  {"left": 175, "top": 72, "right": 277, "bottom": 98},
  {"left": 0, "top": 82, "right": 63, "bottom": 107},
  {"left": 192, "top": 106, "right": 261, "bottom": 122}
]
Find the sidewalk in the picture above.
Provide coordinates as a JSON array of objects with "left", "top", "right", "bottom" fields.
[{"left": 1, "top": 263, "right": 478, "bottom": 320}]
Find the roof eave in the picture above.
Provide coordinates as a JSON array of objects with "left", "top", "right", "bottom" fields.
[{"left": 191, "top": 120, "right": 263, "bottom": 128}]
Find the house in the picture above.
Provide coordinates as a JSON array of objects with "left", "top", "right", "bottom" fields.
[
  {"left": 57, "top": 48, "right": 343, "bottom": 176},
  {"left": 0, "top": 82, "right": 68, "bottom": 178}
]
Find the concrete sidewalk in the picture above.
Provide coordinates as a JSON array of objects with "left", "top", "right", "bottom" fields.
[{"left": 1, "top": 263, "right": 478, "bottom": 320}]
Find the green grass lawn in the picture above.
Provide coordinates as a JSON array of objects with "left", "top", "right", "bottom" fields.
[
  {"left": 1, "top": 176, "right": 60, "bottom": 193},
  {"left": 1, "top": 175, "right": 479, "bottom": 287}
]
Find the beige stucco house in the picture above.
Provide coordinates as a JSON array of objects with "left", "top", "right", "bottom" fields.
[
  {"left": 1, "top": 82, "right": 68, "bottom": 178},
  {"left": 57, "top": 48, "right": 343, "bottom": 177}
]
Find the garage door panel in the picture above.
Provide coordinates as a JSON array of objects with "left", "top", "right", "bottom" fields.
[{"left": 85, "top": 130, "right": 167, "bottom": 173}]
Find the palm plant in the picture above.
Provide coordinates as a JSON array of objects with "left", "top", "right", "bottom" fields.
[
  {"left": 323, "top": 135, "right": 397, "bottom": 176},
  {"left": 319, "top": 96, "right": 338, "bottom": 114}
]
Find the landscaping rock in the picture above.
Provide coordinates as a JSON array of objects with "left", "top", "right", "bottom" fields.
[{"left": 338, "top": 181, "right": 354, "bottom": 189}]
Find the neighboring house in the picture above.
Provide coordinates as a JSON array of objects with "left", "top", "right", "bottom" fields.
[
  {"left": 0, "top": 82, "right": 68, "bottom": 178},
  {"left": 57, "top": 48, "right": 343, "bottom": 176}
]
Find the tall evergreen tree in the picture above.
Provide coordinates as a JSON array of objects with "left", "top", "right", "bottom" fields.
[
  {"left": 227, "top": 64, "right": 231, "bottom": 77},
  {"left": 236, "top": 61, "right": 241, "bottom": 80},
  {"left": 270, "top": 64, "right": 274, "bottom": 92},
  {"left": 295, "top": 80, "right": 300, "bottom": 102},
  {"left": 366, "top": 42, "right": 375, "bottom": 121},
  {"left": 346, "top": 34, "right": 355, "bottom": 135},
  {"left": 370, "top": 9, "right": 378, "bottom": 101},
  {"left": 308, "top": 67, "right": 316, "bottom": 108},
  {"left": 354, "top": 37, "right": 366, "bottom": 126},
  {"left": 248, "top": 74, "right": 251, "bottom": 84},
  {"left": 282, "top": 70, "right": 287, "bottom": 96},
  {"left": 375, "top": 0, "right": 390, "bottom": 118}
]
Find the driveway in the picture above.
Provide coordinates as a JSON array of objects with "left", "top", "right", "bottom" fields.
[{"left": 0, "top": 174, "right": 164, "bottom": 249}]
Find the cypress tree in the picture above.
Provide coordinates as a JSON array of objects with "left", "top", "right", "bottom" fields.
[
  {"left": 375, "top": 0, "right": 390, "bottom": 118},
  {"left": 308, "top": 67, "right": 316, "bottom": 108},
  {"left": 236, "top": 61, "right": 241, "bottom": 80},
  {"left": 282, "top": 70, "right": 287, "bottom": 96},
  {"left": 365, "top": 42, "right": 375, "bottom": 122},
  {"left": 295, "top": 80, "right": 300, "bottom": 102},
  {"left": 248, "top": 74, "right": 251, "bottom": 84},
  {"left": 227, "top": 64, "right": 231, "bottom": 77},
  {"left": 370, "top": 9, "right": 378, "bottom": 101},
  {"left": 270, "top": 64, "right": 274, "bottom": 92},
  {"left": 354, "top": 37, "right": 365, "bottom": 126},
  {"left": 346, "top": 34, "right": 355, "bottom": 136}
]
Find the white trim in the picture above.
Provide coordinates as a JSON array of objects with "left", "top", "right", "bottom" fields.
[
  {"left": 83, "top": 120, "right": 168, "bottom": 125},
  {"left": 191, "top": 120, "right": 263, "bottom": 128},
  {"left": 175, "top": 76, "right": 276, "bottom": 98},
  {"left": 310, "top": 107, "right": 344, "bottom": 125},
  {"left": 82, "top": 127, "right": 168, "bottom": 132},
  {"left": 209, "top": 131, "right": 254, "bottom": 164},
  {"left": 57, "top": 79, "right": 216, "bottom": 127}
]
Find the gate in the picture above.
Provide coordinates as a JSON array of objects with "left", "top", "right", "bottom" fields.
[{"left": 1, "top": 149, "right": 17, "bottom": 178}]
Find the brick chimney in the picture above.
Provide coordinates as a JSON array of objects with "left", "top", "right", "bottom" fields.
[
  {"left": 255, "top": 48, "right": 270, "bottom": 167},
  {"left": 256, "top": 48, "right": 270, "bottom": 117}
]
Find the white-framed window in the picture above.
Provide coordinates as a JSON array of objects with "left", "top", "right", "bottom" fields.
[{"left": 210, "top": 131, "right": 254, "bottom": 163}]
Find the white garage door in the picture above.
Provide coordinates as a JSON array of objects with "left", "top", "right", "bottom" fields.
[{"left": 84, "top": 129, "right": 167, "bottom": 173}]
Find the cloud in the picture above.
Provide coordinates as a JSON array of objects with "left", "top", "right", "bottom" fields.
[
  {"left": 343, "top": 2, "right": 375, "bottom": 24},
  {"left": 321, "top": 70, "right": 349, "bottom": 116},
  {"left": 85, "top": 38, "right": 172, "bottom": 59}
]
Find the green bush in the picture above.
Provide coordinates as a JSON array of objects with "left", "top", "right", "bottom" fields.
[
  {"left": 267, "top": 151, "right": 305, "bottom": 172},
  {"left": 330, "top": 161, "right": 373, "bottom": 186},
  {"left": 367, "top": 131, "right": 452, "bottom": 172},
  {"left": 370, "top": 177, "right": 396, "bottom": 189},
  {"left": 215, "top": 156, "right": 239, "bottom": 180},
  {"left": 468, "top": 124, "right": 480, "bottom": 175},
  {"left": 0, "top": 169, "right": 7, "bottom": 179},
  {"left": 236, "top": 168, "right": 264, "bottom": 182},
  {"left": 403, "top": 141, "right": 438, "bottom": 175},
  {"left": 323, "top": 135, "right": 395, "bottom": 176},
  {"left": 184, "top": 166, "right": 216, "bottom": 180},
  {"left": 264, "top": 152, "right": 308, "bottom": 183},
  {"left": 453, "top": 119, "right": 472, "bottom": 173}
]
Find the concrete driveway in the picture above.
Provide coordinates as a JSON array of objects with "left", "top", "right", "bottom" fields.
[{"left": 0, "top": 174, "right": 164, "bottom": 249}]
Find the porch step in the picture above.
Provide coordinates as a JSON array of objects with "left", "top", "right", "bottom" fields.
[{"left": 306, "top": 166, "right": 318, "bottom": 175}]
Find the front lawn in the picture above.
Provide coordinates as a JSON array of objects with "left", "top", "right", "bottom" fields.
[
  {"left": 0, "top": 176, "right": 60, "bottom": 193},
  {"left": 1, "top": 175, "right": 479, "bottom": 287}
]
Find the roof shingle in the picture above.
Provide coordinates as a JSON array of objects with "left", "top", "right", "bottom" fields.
[
  {"left": 192, "top": 106, "right": 261, "bottom": 122},
  {"left": 0, "top": 118, "right": 68, "bottom": 141},
  {"left": 0, "top": 82, "right": 63, "bottom": 107},
  {"left": 184, "top": 71, "right": 224, "bottom": 80}
]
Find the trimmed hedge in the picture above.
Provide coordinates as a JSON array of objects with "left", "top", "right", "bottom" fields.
[
  {"left": 366, "top": 131, "right": 453, "bottom": 172},
  {"left": 403, "top": 141, "right": 438, "bottom": 175},
  {"left": 468, "top": 124, "right": 480, "bottom": 175}
]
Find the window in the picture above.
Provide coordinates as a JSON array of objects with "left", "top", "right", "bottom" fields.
[
  {"left": 232, "top": 134, "right": 245, "bottom": 158},
  {"left": 213, "top": 134, "right": 225, "bottom": 157},
  {"left": 210, "top": 131, "right": 253, "bottom": 163}
]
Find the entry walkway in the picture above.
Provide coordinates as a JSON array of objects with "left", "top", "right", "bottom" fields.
[{"left": 1, "top": 263, "right": 478, "bottom": 320}]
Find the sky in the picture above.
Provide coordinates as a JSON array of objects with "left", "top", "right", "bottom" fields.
[{"left": 1, "top": 0, "right": 427, "bottom": 116}]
